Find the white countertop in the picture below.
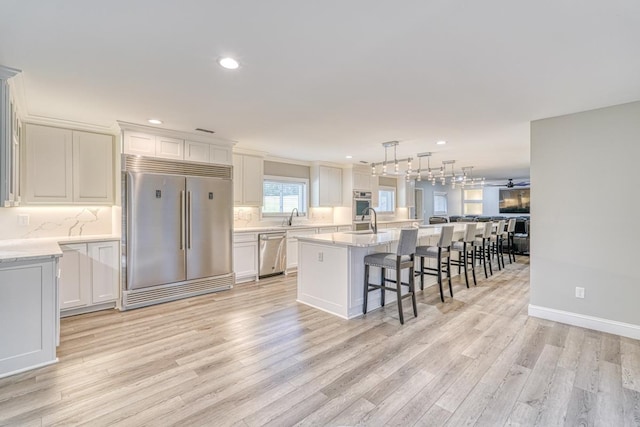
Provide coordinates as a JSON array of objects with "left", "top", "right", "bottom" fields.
[
  {"left": 296, "top": 223, "right": 466, "bottom": 248},
  {"left": 0, "top": 234, "right": 120, "bottom": 263},
  {"left": 233, "top": 220, "right": 417, "bottom": 233}
]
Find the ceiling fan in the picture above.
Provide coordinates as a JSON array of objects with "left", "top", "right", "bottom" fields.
[{"left": 485, "top": 178, "right": 530, "bottom": 188}]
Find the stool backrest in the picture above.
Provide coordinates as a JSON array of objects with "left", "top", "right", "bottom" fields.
[
  {"left": 463, "top": 223, "right": 477, "bottom": 242},
  {"left": 438, "top": 225, "right": 454, "bottom": 248},
  {"left": 397, "top": 228, "right": 418, "bottom": 256},
  {"left": 495, "top": 220, "right": 506, "bottom": 235},
  {"left": 482, "top": 222, "right": 493, "bottom": 238},
  {"left": 507, "top": 218, "right": 516, "bottom": 233},
  {"left": 429, "top": 216, "right": 448, "bottom": 224}
]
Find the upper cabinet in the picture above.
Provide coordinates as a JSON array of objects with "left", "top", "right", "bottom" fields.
[
  {"left": 0, "top": 65, "right": 21, "bottom": 207},
  {"left": 121, "top": 124, "right": 233, "bottom": 166},
  {"left": 23, "top": 124, "right": 114, "bottom": 205},
  {"left": 233, "top": 153, "right": 263, "bottom": 206},
  {"left": 311, "top": 163, "right": 343, "bottom": 207}
]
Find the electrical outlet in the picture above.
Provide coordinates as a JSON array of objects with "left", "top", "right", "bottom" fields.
[
  {"left": 17, "top": 214, "right": 29, "bottom": 226},
  {"left": 317, "top": 252, "right": 323, "bottom": 262},
  {"left": 575, "top": 287, "right": 585, "bottom": 299}
]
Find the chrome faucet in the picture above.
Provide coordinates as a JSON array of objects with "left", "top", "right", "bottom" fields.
[
  {"left": 361, "top": 207, "right": 377, "bottom": 234},
  {"left": 287, "top": 208, "right": 299, "bottom": 226}
]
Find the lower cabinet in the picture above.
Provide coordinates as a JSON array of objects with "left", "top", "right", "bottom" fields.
[
  {"left": 0, "top": 257, "right": 58, "bottom": 378},
  {"left": 59, "top": 240, "right": 119, "bottom": 316},
  {"left": 286, "top": 229, "right": 318, "bottom": 272},
  {"left": 233, "top": 232, "right": 258, "bottom": 283}
]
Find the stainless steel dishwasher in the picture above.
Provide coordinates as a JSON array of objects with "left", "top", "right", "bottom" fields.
[{"left": 258, "top": 232, "right": 287, "bottom": 278}]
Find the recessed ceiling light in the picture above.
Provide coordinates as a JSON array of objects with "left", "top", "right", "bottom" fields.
[
  {"left": 218, "top": 57, "right": 239, "bottom": 70},
  {"left": 345, "top": 155, "right": 353, "bottom": 159},
  {"left": 148, "top": 119, "right": 163, "bottom": 125},
  {"left": 436, "top": 140, "right": 447, "bottom": 145}
]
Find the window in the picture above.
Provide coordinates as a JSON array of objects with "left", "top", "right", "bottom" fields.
[
  {"left": 377, "top": 186, "right": 396, "bottom": 213},
  {"left": 463, "top": 188, "right": 483, "bottom": 215},
  {"left": 262, "top": 176, "right": 308, "bottom": 215},
  {"left": 434, "top": 192, "right": 448, "bottom": 215}
]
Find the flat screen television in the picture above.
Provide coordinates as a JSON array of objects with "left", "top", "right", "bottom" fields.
[{"left": 499, "top": 188, "right": 530, "bottom": 214}]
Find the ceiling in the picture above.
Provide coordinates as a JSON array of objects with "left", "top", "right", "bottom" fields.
[{"left": 1, "top": 1, "right": 639, "bottom": 180}]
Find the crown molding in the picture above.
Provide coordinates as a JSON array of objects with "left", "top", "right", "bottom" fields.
[
  {"left": 23, "top": 115, "right": 121, "bottom": 135},
  {"left": 117, "top": 120, "right": 236, "bottom": 147},
  {"left": 0, "top": 65, "right": 21, "bottom": 80}
]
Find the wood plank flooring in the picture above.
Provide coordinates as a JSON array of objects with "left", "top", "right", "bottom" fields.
[{"left": 1, "top": 257, "right": 639, "bottom": 426}]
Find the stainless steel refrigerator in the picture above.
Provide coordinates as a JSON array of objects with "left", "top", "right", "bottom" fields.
[{"left": 122, "top": 155, "right": 233, "bottom": 309}]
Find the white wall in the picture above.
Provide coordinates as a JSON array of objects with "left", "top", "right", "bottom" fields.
[
  {"left": 530, "top": 100, "right": 640, "bottom": 337},
  {"left": 0, "top": 206, "right": 114, "bottom": 239}
]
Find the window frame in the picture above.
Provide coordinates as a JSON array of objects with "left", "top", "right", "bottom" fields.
[
  {"left": 261, "top": 175, "right": 309, "bottom": 217},
  {"left": 433, "top": 191, "right": 448, "bottom": 215},
  {"left": 463, "top": 188, "right": 483, "bottom": 216},
  {"left": 377, "top": 185, "right": 396, "bottom": 214}
]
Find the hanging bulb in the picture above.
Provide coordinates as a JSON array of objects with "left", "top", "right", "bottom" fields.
[
  {"left": 394, "top": 160, "right": 399, "bottom": 173},
  {"left": 382, "top": 163, "right": 387, "bottom": 176},
  {"left": 417, "top": 170, "right": 422, "bottom": 182},
  {"left": 432, "top": 179, "right": 436, "bottom": 186},
  {"left": 407, "top": 159, "right": 412, "bottom": 173},
  {"left": 371, "top": 164, "right": 376, "bottom": 176},
  {"left": 428, "top": 169, "right": 433, "bottom": 180}
]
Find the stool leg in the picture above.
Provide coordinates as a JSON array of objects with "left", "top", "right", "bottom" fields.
[
  {"left": 462, "top": 244, "right": 469, "bottom": 289},
  {"left": 363, "top": 264, "right": 369, "bottom": 315},
  {"left": 500, "top": 237, "right": 505, "bottom": 268},
  {"left": 396, "top": 266, "right": 404, "bottom": 325},
  {"left": 437, "top": 252, "right": 444, "bottom": 302},
  {"left": 380, "top": 267, "right": 386, "bottom": 307},
  {"left": 470, "top": 248, "right": 477, "bottom": 286},
  {"left": 410, "top": 265, "right": 417, "bottom": 317},
  {"left": 487, "top": 242, "right": 493, "bottom": 276},
  {"left": 447, "top": 254, "right": 453, "bottom": 298},
  {"left": 481, "top": 243, "right": 488, "bottom": 278},
  {"left": 420, "top": 257, "right": 425, "bottom": 291}
]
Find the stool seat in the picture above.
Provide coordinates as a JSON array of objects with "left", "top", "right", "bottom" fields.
[
  {"left": 416, "top": 246, "right": 450, "bottom": 258},
  {"left": 364, "top": 253, "right": 414, "bottom": 269}
]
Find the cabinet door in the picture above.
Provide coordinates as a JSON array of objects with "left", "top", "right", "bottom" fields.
[
  {"left": 59, "top": 244, "right": 91, "bottom": 310},
  {"left": 210, "top": 144, "right": 231, "bottom": 165},
  {"left": 185, "top": 140, "right": 210, "bottom": 163},
  {"left": 124, "top": 132, "right": 155, "bottom": 156},
  {"left": 232, "top": 154, "right": 243, "bottom": 204},
  {"left": 286, "top": 238, "right": 298, "bottom": 270},
  {"left": 241, "top": 155, "right": 263, "bottom": 206},
  {"left": 233, "top": 241, "right": 258, "bottom": 281},
  {"left": 89, "top": 241, "right": 119, "bottom": 304},
  {"left": 353, "top": 171, "right": 371, "bottom": 191},
  {"left": 329, "top": 167, "right": 343, "bottom": 206},
  {"left": 155, "top": 136, "right": 183, "bottom": 160},
  {"left": 23, "top": 124, "right": 73, "bottom": 203},
  {"left": 73, "top": 131, "right": 114, "bottom": 204}
]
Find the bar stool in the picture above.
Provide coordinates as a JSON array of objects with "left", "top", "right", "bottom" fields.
[
  {"left": 363, "top": 228, "right": 418, "bottom": 325},
  {"left": 490, "top": 220, "right": 506, "bottom": 270},
  {"left": 415, "top": 225, "right": 454, "bottom": 302},
  {"left": 475, "top": 222, "right": 493, "bottom": 278},
  {"left": 505, "top": 218, "right": 517, "bottom": 263},
  {"left": 450, "top": 223, "right": 477, "bottom": 288}
]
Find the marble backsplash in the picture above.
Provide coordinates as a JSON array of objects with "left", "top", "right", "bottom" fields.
[
  {"left": 0, "top": 206, "right": 114, "bottom": 240},
  {"left": 234, "top": 206, "right": 339, "bottom": 228}
]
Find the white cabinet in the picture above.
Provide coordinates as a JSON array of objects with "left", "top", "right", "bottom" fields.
[
  {"left": 155, "top": 136, "right": 184, "bottom": 160},
  {"left": 59, "top": 240, "right": 119, "bottom": 316},
  {"left": 0, "top": 257, "right": 58, "bottom": 379},
  {"left": 233, "top": 232, "right": 258, "bottom": 283},
  {"left": 122, "top": 129, "right": 233, "bottom": 165},
  {"left": 89, "top": 241, "right": 119, "bottom": 304},
  {"left": 286, "top": 228, "right": 317, "bottom": 271},
  {"left": 233, "top": 154, "right": 263, "bottom": 206},
  {"left": 23, "top": 124, "right": 114, "bottom": 205},
  {"left": 311, "top": 164, "right": 343, "bottom": 207},
  {"left": 59, "top": 244, "right": 90, "bottom": 310},
  {"left": 1, "top": 65, "right": 22, "bottom": 207}
]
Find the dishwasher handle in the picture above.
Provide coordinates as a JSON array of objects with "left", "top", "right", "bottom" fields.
[{"left": 260, "top": 234, "right": 286, "bottom": 241}]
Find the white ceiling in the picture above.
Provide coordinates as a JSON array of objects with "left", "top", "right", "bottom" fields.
[{"left": 2, "top": 1, "right": 639, "bottom": 180}]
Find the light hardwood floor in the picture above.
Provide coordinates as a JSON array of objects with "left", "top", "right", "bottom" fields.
[{"left": 1, "top": 257, "right": 639, "bottom": 426}]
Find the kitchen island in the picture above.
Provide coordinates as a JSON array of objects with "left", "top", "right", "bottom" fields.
[
  {"left": 296, "top": 224, "right": 466, "bottom": 319},
  {"left": 0, "top": 239, "right": 62, "bottom": 378}
]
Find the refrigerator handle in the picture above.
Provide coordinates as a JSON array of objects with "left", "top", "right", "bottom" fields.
[
  {"left": 187, "top": 191, "right": 192, "bottom": 249},
  {"left": 180, "top": 191, "right": 185, "bottom": 250}
]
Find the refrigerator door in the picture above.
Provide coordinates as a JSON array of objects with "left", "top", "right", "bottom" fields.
[
  {"left": 127, "top": 172, "right": 186, "bottom": 289},
  {"left": 186, "top": 176, "right": 233, "bottom": 280}
]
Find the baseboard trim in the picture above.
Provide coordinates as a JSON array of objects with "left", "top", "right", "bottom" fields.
[{"left": 528, "top": 305, "right": 640, "bottom": 340}]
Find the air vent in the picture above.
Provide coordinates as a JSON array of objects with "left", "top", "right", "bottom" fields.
[
  {"left": 122, "top": 275, "right": 234, "bottom": 310},
  {"left": 123, "top": 155, "right": 232, "bottom": 179},
  {"left": 195, "top": 128, "right": 215, "bottom": 134},
  {"left": 359, "top": 161, "right": 369, "bottom": 164}
]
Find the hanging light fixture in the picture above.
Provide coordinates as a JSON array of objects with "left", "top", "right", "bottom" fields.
[{"left": 370, "top": 141, "right": 412, "bottom": 177}]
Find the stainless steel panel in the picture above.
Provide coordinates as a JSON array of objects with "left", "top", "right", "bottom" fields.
[
  {"left": 259, "top": 233, "right": 286, "bottom": 277},
  {"left": 127, "top": 172, "right": 186, "bottom": 289},
  {"left": 123, "top": 154, "right": 232, "bottom": 179},
  {"left": 186, "top": 176, "right": 233, "bottom": 280}
]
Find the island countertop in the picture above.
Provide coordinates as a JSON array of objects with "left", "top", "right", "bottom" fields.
[
  {"left": 295, "top": 223, "right": 467, "bottom": 248},
  {"left": 0, "top": 234, "right": 120, "bottom": 263}
]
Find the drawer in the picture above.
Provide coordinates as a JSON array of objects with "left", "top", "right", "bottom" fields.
[{"left": 233, "top": 232, "right": 258, "bottom": 243}]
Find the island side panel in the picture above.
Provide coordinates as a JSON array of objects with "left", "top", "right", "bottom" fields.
[{"left": 297, "top": 241, "right": 349, "bottom": 318}]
